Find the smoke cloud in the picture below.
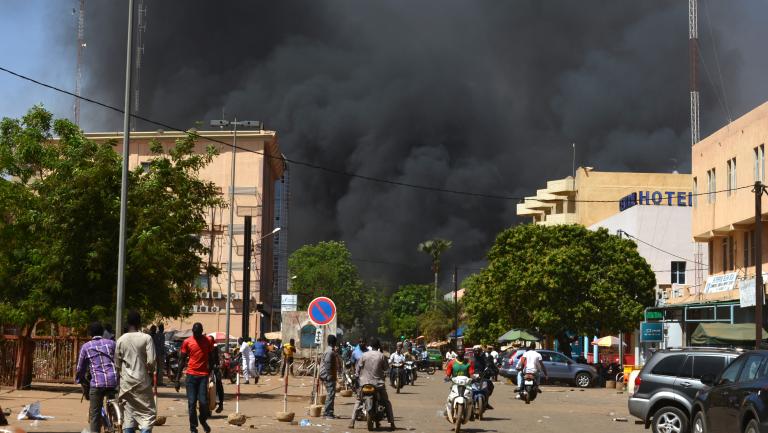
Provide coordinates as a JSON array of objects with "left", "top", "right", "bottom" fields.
[{"left": 68, "top": 1, "right": 767, "bottom": 288}]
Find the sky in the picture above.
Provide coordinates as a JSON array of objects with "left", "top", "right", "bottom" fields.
[{"left": 1, "top": 1, "right": 768, "bottom": 290}]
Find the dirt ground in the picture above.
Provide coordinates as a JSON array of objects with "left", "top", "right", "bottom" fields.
[{"left": 0, "top": 374, "right": 647, "bottom": 433}]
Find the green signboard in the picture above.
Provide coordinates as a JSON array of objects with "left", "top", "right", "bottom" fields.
[{"left": 645, "top": 310, "right": 664, "bottom": 321}]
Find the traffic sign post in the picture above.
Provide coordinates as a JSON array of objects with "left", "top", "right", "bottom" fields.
[{"left": 307, "top": 297, "right": 336, "bottom": 326}]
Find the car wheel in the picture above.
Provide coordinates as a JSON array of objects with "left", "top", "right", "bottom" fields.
[
  {"left": 652, "top": 406, "right": 688, "bottom": 433},
  {"left": 745, "top": 419, "right": 759, "bottom": 433},
  {"left": 692, "top": 411, "right": 706, "bottom": 433},
  {"left": 574, "top": 372, "right": 591, "bottom": 388}
]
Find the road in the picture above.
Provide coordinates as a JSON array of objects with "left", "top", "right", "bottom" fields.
[{"left": 0, "top": 374, "right": 646, "bottom": 432}]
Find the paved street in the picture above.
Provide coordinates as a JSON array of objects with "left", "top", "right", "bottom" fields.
[{"left": 0, "top": 375, "right": 645, "bottom": 433}]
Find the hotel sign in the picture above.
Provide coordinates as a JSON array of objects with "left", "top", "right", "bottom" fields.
[{"left": 619, "top": 191, "right": 693, "bottom": 212}]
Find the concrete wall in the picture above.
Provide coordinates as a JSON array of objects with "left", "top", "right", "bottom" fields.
[{"left": 280, "top": 311, "right": 338, "bottom": 359}]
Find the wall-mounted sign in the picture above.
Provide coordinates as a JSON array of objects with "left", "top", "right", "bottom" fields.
[
  {"left": 645, "top": 310, "right": 664, "bottom": 321},
  {"left": 640, "top": 321, "right": 664, "bottom": 342},
  {"left": 281, "top": 294, "right": 298, "bottom": 312},
  {"left": 619, "top": 191, "right": 693, "bottom": 212},
  {"left": 738, "top": 273, "right": 768, "bottom": 308},
  {"left": 704, "top": 272, "right": 738, "bottom": 294}
]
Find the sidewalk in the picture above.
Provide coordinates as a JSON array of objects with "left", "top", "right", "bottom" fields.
[{"left": 0, "top": 375, "right": 324, "bottom": 433}]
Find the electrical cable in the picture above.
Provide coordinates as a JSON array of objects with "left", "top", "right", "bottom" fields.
[
  {"left": 0, "top": 65, "right": 754, "bottom": 203},
  {"left": 620, "top": 230, "right": 708, "bottom": 267}
]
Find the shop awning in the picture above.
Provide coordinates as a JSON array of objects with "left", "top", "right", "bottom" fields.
[
  {"left": 691, "top": 323, "right": 767, "bottom": 345},
  {"left": 497, "top": 329, "right": 541, "bottom": 343}
]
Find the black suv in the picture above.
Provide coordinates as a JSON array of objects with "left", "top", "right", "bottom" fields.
[
  {"left": 629, "top": 348, "right": 739, "bottom": 433},
  {"left": 692, "top": 350, "right": 768, "bottom": 433}
]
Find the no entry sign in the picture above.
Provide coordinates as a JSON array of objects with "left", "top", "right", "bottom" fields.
[{"left": 308, "top": 297, "right": 336, "bottom": 326}]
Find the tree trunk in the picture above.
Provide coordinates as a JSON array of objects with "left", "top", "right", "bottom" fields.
[
  {"left": 433, "top": 271, "right": 438, "bottom": 305},
  {"left": 556, "top": 333, "right": 572, "bottom": 359}
]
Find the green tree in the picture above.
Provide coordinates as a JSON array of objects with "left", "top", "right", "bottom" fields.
[
  {"left": 418, "top": 300, "right": 455, "bottom": 341},
  {"left": 463, "top": 224, "right": 655, "bottom": 356},
  {"left": 379, "top": 283, "right": 431, "bottom": 339},
  {"left": 288, "top": 240, "right": 367, "bottom": 329},
  {"left": 417, "top": 238, "right": 452, "bottom": 304},
  {"left": 0, "top": 106, "right": 223, "bottom": 332}
]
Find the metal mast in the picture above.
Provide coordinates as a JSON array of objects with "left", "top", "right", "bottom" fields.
[
  {"left": 690, "top": 0, "right": 705, "bottom": 292},
  {"left": 74, "top": 0, "right": 85, "bottom": 126},
  {"left": 132, "top": 0, "right": 147, "bottom": 131}
]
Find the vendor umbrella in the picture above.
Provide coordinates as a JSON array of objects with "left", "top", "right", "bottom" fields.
[
  {"left": 497, "top": 329, "right": 541, "bottom": 343},
  {"left": 207, "top": 331, "right": 237, "bottom": 342},
  {"left": 591, "top": 336, "right": 627, "bottom": 347}
]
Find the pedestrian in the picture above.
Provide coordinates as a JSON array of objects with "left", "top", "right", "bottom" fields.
[
  {"left": 76, "top": 321, "right": 118, "bottom": 433},
  {"left": 239, "top": 337, "right": 254, "bottom": 384},
  {"left": 207, "top": 335, "right": 224, "bottom": 413},
  {"left": 175, "top": 323, "right": 213, "bottom": 433},
  {"left": 149, "top": 324, "right": 166, "bottom": 386},
  {"left": 319, "top": 334, "right": 340, "bottom": 419},
  {"left": 252, "top": 337, "right": 267, "bottom": 375},
  {"left": 282, "top": 338, "right": 296, "bottom": 377},
  {"left": 115, "top": 311, "right": 157, "bottom": 433},
  {"left": 103, "top": 323, "right": 115, "bottom": 340}
]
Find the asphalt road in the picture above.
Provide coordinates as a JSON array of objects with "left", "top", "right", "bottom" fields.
[{"left": 1, "top": 374, "right": 646, "bottom": 433}]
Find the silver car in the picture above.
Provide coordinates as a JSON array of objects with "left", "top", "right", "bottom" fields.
[{"left": 509, "top": 350, "right": 597, "bottom": 388}]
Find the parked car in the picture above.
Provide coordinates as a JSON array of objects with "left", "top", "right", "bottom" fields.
[
  {"left": 499, "top": 349, "right": 525, "bottom": 379},
  {"left": 628, "top": 347, "right": 739, "bottom": 433},
  {"left": 426, "top": 348, "right": 443, "bottom": 367},
  {"left": 502, "top": 349, "right": 597, "bottom": 388},
  {"left": 692, "top": 350, "right": 768, "bottom": 433}
]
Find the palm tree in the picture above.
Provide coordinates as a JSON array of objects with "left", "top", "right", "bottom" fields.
[{"left": 417, "top": 238, "right": 453, "bottom": 305}]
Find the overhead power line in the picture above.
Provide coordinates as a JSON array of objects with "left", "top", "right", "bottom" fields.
[
  {"left": 621, "top": 230, "right": 708, "bottom": 268},
  {"left": 0, "top": 65, "right": 751, "bottom": 203}
]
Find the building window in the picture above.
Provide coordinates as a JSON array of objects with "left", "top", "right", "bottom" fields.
[
  {"left": 671, "top": 261, "right": 686, "bottom": 284},
  {"left": 693, "top": 177, "right": 698, "bottom": 207},
  {"left": 755, "top": 146, "right": 761, "bottom": 182},
  {"left": 727, "top": 158, "right": 736, "bottom": 196},
  {"left": 721, "top": 236, "right": 734, "bottom": 271},
  {"left": 707, "top": 168, "right": 716, "bottom": 203},
  {"left": 141, "top": 161, "right": 152, "bottom": 173},
  {"left": 762, "top": 144, "right": 766, "bottom": 183},
  {"left": 708, "top": 240, "right": 714, "bottom": 272}
]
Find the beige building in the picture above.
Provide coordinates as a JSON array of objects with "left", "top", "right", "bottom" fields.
[
  {"left": 88, "top": 130, "right": 285, "bottom": 338},
  {"left": 516, "top": 168, "right": 692, "bottom": 227},
  {"left": 691, "top": 100, "right": 768, "bottom": 304}
]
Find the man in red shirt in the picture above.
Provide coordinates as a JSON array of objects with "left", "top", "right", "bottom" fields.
[{"left": 175, "top": 323, "right": 213, "bottom": 433}]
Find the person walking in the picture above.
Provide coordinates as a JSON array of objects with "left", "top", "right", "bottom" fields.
[
  {"left": 252, "top": 337, "right": 267, "bottom": 376},
  {"left": 207, "top": 335, "right": 225, "bottom": 413},
  {"left": 76, "top": 321, "right": 118, "bottom": 433},
  {"left": 282, "top": 338, "right": 296, "bottom": 377},
  {"left": 115, "top": 311, "right": 157, "bottom": 433},
  {"left": 175, "top": 323, "right": 213, "bottom": 433},
  {"left": 239, "top": 337, "right": 254, "bottom": 384},
  {"left": 151, "top": 324, "right": 166, "bottom": 386},
  {"left": 319, "top": 334, "right": 340, "bottom": 419}
]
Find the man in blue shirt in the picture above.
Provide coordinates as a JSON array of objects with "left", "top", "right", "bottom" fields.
[
  {"left": 252, "top": 337, "right": 267, "bottom": 375},
  {"left": 351, "top": 337, "right": 367, "bottom": 367}
]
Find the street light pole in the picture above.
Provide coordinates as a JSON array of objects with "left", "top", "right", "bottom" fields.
[
  {"left": 115, "top": 0, "right": 135, "bottom": 339},
  {"left": 210, "top": 118, "right": 262, "bottom": 352}
]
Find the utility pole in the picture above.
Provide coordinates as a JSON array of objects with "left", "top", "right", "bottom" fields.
[
  {"left": 115, "top": 0, "right": 135, "bottom": 339},
  {"left": 756, "top": 181, "right": 764, "bottom": 348},
  {"left": 453, "top": 266, "right": 458, "bottom": 348}
]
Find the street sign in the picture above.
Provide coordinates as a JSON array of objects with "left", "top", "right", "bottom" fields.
[
  {"left": 314, "top": 327, "right": 323, "bottom": 345},
  {"left": 640, "top": 321, "right": 664, "bottom": 342},
  {"left": 281, "top": 294, "right": 298, "bottom": 312},
  {"left": 645, "top": 310, "right": 664, "bottom": 321},
  {"left": 307, "top": 297, "right": 336, "bottom": 326}
]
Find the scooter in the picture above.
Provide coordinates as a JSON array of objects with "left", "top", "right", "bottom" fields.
[
  {"left": 390, "top": 362, "right": 405, "bottom": 393},
  {"left": 358, "top": 383, "right": 390, "bottom": 431},
  {"left": 470, "top": 374, "right": 490, "bottom": 420},
  {"left": 404, "top": 361, "right": 416, "bottom": 385},
  {"left": 343, "top": 362, "right": 359, "bottom": 393},
  {"left": 445, "top": 376, "right": 473, "bottom": 433},
  {"left": 518, "top": 372, "right": 538, "bottom": 404}
]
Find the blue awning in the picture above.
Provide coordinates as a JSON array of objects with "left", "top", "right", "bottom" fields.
[{"left": 448, "top": 326, "right": 466, "bottom": 338}]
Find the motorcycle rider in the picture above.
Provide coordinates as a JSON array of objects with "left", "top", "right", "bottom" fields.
[
  {"left": 348, "top": 337, "right": 395, "bottom": 431},
  {"left": 403, "top": 347, "right": 418, "bottom": 383},
  {"left": 515, "top": 343, "right": 548, "bottom": 396},
  {"left": 471, "top": 346, "right": 495, "bottom": 410},
  {"left": 388, "top": 342, "right": 406, "bottom": 387},
  {"left": 352, "top": 338, "right": 367, "bottom": 367},
  {"left": 445, "top": 349, "right": 474, "bottom": 378}
]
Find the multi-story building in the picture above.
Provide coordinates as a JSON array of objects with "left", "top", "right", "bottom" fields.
[
  {"left": 88, "top": 130, "right": 285, "bottom": 338},
  {"left": 516, "top": 168, "right": 691, "bottom": 227},
  {"left": 684, "top": 101, "right": 768, "bottom": 333}
]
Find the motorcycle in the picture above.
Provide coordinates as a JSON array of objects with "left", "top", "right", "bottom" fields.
[
  {"left": 221, "top": 352, "right": 242, "bottom": 384},
  {"left": 390, "top": 362, "right": 405, "bottom": 393},
  {"left": 445, "top": 376, "right": 473, "bottom": 433},
  {"left": 404, "top": 361, "right": 416, "bottom": 385},
  {"left": 164, "top": 349, "right": 180, "bottom": 382},
  {"left": 413, "top": 351, "right": 436, "bottom": 375},
  {"left": 470, "top": 373, "right": 491, "bottom": 420},
  {"left": 343, "top": 361, "right": 359, "bottom": 393},
  {"left": 518, "top": 371, "right": 539, "bottom": 404},
  {"left": 358, "top": 383, "right": 390, "bottom": 431}
]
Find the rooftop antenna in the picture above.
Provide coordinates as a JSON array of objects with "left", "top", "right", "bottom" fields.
[
  {"left": 74, "top": 0, "right": 85, "bottom": 126},
  {"left": 131, "top": 0, "right": 147, "bottom": 131}
]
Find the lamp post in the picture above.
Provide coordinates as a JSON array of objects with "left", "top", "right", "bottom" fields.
[{"left": 210, "top": 118, "right": 262, "bottom": 352}]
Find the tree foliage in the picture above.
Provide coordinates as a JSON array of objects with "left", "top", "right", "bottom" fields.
[
  {"left": 418, "top": 299, "right": 455, "bottom": 341},
  {"left": 463, "top": 224, "right": 655, "bottom": 346},
  {"left": 379, "top": 283, "right": 432, "bottom": 339},
  {"left": 417, "top": 238, "right": 452, "bottom": 273},
  {"left": 287, "top": 240, "right": 367, "bottom": 329},
  {"left": 0, "top": 106, "right": 223, "bottom": 329}
]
